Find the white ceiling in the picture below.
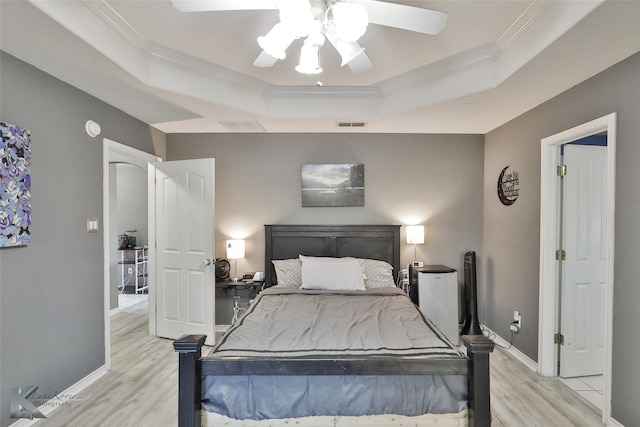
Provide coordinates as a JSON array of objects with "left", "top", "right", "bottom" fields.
[{"left": 2, "top": 0, "right": 640, "bottom": 134}]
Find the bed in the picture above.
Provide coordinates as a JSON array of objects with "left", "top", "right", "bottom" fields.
[{"left": 174, "top": 224, "right": 494, "bottom": 427}]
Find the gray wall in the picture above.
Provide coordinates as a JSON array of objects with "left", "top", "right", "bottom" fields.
[
  {"left": 483, "top": 50, "right": 640, "bottom": 424},
  {"left": 0, "top": 52, "right": 161, "bottom": 427},
  {"left": 116, "top": 163, "right": 148, "bottom": 248},
  {"left": 166, "top": 133, "right": 485, "bottom": 324}
]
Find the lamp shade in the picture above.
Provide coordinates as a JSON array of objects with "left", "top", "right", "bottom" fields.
[
  {"left": 406, "top": 225, "right": 425, "bottom": 245},
  {"left": 226, "top": 240, "right": 245, "bottom": 259}
]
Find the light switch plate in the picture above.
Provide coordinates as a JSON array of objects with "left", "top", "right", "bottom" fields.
[{"left": 87, "top": 217, "right": 99, "bottom": 233}]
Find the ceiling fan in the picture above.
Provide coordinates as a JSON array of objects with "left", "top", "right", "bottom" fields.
[{"left": 172, "top": 0, "right": 447, "bottom": 75}]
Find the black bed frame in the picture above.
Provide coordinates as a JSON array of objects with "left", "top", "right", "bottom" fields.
[{"left": 174, "top": 224, "right": 494, "bottom": 427}]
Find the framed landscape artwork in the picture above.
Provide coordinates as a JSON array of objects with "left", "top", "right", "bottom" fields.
[
  {"left": 0, "top": 121, "right": 32, "bottom": 247},
  {"left": 301, "top": 164, "right": 364, "bottom": 207}
]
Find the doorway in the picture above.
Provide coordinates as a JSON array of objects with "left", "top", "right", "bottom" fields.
[
  {"left": 538, "top": 113, "right": 616, "bottom": 424},
  {"left": 102, "top": 139, "right": 160, "bottom": 369},
  {"left": 110, "top": 162, "right": 148, "bottom": 309}
]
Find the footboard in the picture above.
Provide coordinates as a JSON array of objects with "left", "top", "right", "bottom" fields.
[
  {"left": 173, "top": 334, "right": 206, "bottom": 427},
  {"left": 462, "top": 334, "right": 495, "bottom": 427},
  {"left": 173, "top": 334, "right": 494, "bottom": 427}
]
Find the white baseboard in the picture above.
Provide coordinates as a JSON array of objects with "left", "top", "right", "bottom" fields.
[
  {"left": 9, "top": 365, "right": 108, "bottom": 426},
  {"left": 606, "top": 416, "right": 624, "bottom": 427},
  {"left": 482, "top": 324, "right": 538, "bottom": 372}
]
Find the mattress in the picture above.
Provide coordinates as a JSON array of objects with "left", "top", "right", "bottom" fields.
[
  {"left": 202, "top": 287, "right": 467, "bottom": 420},
  {"left": 202, "top": 410, "right": 469, "bottom": 427}
]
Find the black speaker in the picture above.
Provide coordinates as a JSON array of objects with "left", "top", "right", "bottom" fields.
[
  {"left": 460, "top": 251, "right": 482, "bottom": 336},
  {"left": 408, "top": 264, "right": 419, "bottom": 305}
]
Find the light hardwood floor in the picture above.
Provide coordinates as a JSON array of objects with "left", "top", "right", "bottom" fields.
[{"left": 34, "top": 299, "right": 604, "bottom": 427}]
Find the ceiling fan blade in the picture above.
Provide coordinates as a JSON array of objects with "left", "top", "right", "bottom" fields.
[
  {"left": 347, "top": 51, "right": 374, "bottom": 74},
  {"left": 354, "top": 0, "right": 447, "bottom": 35},
  {"left": 172, "top": 0, "right": 278, "bottom": 12},
  {"left": 253, "top": 51, "right": 279, "bottom": 68}
]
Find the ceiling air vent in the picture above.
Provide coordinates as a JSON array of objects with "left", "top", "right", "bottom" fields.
[
  {"left": 219, "top": 121, "right": 266, "bottom": 132},
  {"left": 337, "top": 122, "right": 367, "bottom": 128}
]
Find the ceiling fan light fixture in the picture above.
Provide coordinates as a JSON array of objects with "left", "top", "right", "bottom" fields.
[
  {"left": 338, "top": 44, "right": 365, "bottom": 66},
  {"left": 257, "top": 22, "right": 295, "bottom": 60},
  {"left": 331, "top": 2, "right": 368, "bottom": 42},
  {"left": 306, "top": 20, "right": 326, "bottom": 48},
  {"left": 278, "top": 0, "right": 314, "bottom": 38},
  {"left": 295, "top": 43, "right": 323, "bottom": 75},
  {"left": 327, "top": 34, "right": 365, "bottom": 66}
]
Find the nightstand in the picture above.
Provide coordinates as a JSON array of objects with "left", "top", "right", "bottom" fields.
[
  {"left": 215, "top": 280, "right": 264, "bottom": 296},
  {"left": 215, "top": 280, "right": 265, "bottom": 323}
]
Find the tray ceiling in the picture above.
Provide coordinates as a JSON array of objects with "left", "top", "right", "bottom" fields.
[{"left": 2, "top": 0, "right": 640, "bottom": 134}]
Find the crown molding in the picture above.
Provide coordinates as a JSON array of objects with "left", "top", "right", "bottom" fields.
[{"left": 81, "top": 0, "right": 147, "bottom": 50}]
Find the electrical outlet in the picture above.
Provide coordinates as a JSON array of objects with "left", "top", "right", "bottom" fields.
[
  {"left": 510, "top": 310, "right": 522, "bottom": 332},
  {"left": 128, "top": 267, "right": 134, "bottom": 274},
  {"left": 514, "top": 310, "right": 522, "bottom": 329}
]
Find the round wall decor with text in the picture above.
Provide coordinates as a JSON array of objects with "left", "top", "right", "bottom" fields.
[{"left": 497, "top": 166, "right": 520, "bottom": 206}]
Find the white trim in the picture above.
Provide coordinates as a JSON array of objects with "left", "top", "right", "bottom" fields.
[
  {"left": 538, "top": 113, "right": 616, "bottom": 425},
  {"left": 146, "top": 159, "right": 162, "bottom": 339},
  {"left": 9, "top": 365, "right": 108, "bottom": 426},
  {"left": 482, "top": 325, "right": 538, "bottom": 373},
  {"left": 103, "top": 139, "right": 160, "bottom": 372},
  {"left": 607, "top": 416, "right": 625, "bottom": 427}
]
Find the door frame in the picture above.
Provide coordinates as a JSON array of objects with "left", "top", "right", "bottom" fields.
[
  {"left": 538, "top": 113, "right": 616, "bottom": 421},
  {"left": 102, "top": 139, "right": 161, "bottom": 369}
]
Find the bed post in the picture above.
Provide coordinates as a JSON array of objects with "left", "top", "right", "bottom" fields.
[
  {"left": 462, "top": 335, "right": 495, "bottom": 427},
  {"left": 174, "top": 334, "right": 206, "bottom": 427}
]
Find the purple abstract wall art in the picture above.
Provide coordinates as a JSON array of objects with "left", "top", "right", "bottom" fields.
[{"left": 0, "top": 122, "right": 32, "bottom": 247}]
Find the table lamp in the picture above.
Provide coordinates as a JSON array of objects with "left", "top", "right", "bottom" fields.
[
  {"left": 406, "top": 225, "right": 425, "bottom": 263},
  {"left": 226, "top": 239, "right": 245, "bottom": 282}
]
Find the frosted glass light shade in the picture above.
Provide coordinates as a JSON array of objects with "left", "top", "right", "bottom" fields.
[
  {"left": 226, "top": 240, "right": 245, "bottom": 259},
  {"left": 278, "top": 0, "right": 314, "bottom": 37},
  {"left": 332, "top": 2, "right": 368, "bottom": 42},
  {"left": 296, "top": 43, "right": 323, "bottom": 74},
  {"left": 406, "top": 225, "right": 425, "bottom": 245},
  {"left": 257, "top": 23, "right": 295, "bottom": 59},
  {"left": 334, "top": 39, "right": 365, "bottom": 66}
]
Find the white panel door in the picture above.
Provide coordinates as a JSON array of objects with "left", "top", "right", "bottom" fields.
[
  {"left": 560, "top": 145, "right": 605, "bottom": 378},
  {"left": 154, "top": 159, "right": 215, "bottom": 345}
]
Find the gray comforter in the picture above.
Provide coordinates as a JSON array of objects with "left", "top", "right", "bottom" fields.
[
  {"left": 202, "top": 288, "right": 467, "bottom": 420},
  {"left": 211, "top": 287, "right": 462, "bottom": 358}
]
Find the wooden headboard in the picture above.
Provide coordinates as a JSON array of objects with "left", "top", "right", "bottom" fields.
[{"left": 264, "top": 224, "right": 401, "bottom": 286}]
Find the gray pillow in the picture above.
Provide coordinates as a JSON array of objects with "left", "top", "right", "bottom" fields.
[
  {"left": 272, "top": 258, "right": 302, "bottom": 288},
  {"left": 360, "top": 258, "right": 396, "bottom": 288}
]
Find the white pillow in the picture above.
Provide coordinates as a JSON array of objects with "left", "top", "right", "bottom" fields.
[{"left": 299, "top": 255, "right": 366, "bottom": 291}]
